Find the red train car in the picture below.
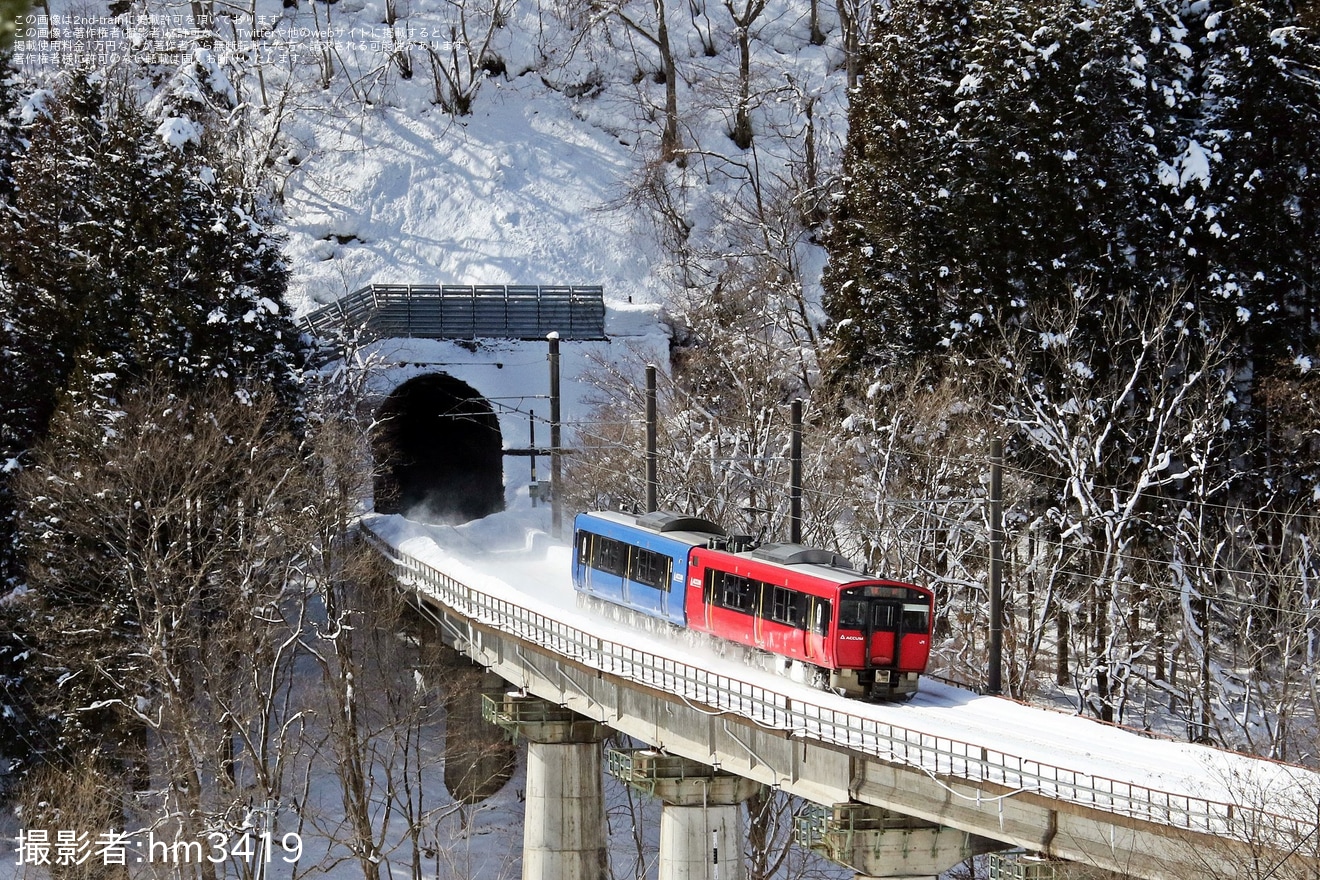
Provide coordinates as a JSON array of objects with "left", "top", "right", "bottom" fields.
[{"left": 684, "top": 541, "right": 933, "bottom": 699}]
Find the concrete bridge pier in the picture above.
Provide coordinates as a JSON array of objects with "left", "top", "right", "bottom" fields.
[
  {"left": 608, "top": 749, "right": 761, "bottom": 880},
  {"left": 482, "top": 693, "right": 610, "bottom": 880},
  {"left": 797, "top": 803, "right": 1001, "bottom": 880}
]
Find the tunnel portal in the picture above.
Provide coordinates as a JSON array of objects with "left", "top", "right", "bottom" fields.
[{"left": 373, "top": 373, "right": 505, "bottom": 524}]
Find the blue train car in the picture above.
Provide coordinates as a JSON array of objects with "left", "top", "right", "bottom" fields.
[{"left": 572, "top": 510, "right": 725, "bottom": 627}]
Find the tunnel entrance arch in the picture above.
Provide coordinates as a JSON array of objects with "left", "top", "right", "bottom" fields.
[{"left": 373, "top": 373, "right": 505, "bottom": 524}]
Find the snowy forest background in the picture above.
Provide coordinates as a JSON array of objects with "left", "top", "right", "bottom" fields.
[{"left": 0, "top": 0, "right": 1319, "bottom": 876}]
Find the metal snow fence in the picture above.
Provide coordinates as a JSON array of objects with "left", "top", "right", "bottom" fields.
[{"left": 300, "top": 284, "right": 607, "bottom": 342}]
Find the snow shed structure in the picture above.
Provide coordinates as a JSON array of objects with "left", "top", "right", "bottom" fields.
[
  {"left": 373, "top": 373, "right": 504, "bottom": 523},
  {"left": 302, "top": 284, "right": 606, "bottom": 344}
]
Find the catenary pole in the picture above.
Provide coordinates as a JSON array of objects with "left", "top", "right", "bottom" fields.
[
  {"left": 988, "top": 437, "right": 1004, "bottom": 695},
  {"left": 548, "top": 333, "right": 562, "bottom": 536},
  {"left": 646, "top": 364, "right": 658, "bottom": 513},
  {"left": 789, "top": 399, "right": 803, "bottom": 544}
]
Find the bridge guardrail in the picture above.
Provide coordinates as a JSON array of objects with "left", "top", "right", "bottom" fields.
[{"left": 361, "top": 524, "right": 1313, "bottom": 848}]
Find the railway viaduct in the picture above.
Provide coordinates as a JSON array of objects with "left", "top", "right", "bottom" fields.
[
  {"left": 308, "top": 284, "right": 1320, "bottom": 880},
  {"left": 362, "top": 523, "right": 1320, "bottom": 880}
]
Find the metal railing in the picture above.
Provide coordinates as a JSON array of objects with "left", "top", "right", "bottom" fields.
[
  {"left": 301, "top": 284, "right": 607, "bottom": 342},
  {"left": 360, "top": 523, "right": 1317, "bottom": 847}
]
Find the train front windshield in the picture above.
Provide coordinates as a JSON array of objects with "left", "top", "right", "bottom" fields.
[{"left": 839, "top": 598, "right": 928, "bottom": 632}]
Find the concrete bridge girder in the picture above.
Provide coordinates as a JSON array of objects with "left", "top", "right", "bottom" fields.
[
  {"left": 803, "top": 804, "right": 1003, "bottom": 879},
  {"left": 430, "top": 599, "right": 1287, "bottom": 880}
]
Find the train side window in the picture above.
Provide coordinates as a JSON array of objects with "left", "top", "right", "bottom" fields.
[
  {"left": 723, "top": 575, "right": 741, "bottom": 611},
  {"left": 718, "top": 573, "right": 755, "bottom": 612},
  {"left": 631, "top": 547, "right": 670, "bottom": 590},
  {"left": 768, "top": 586, "right": 805, "bottom": 629},
  {"left": 593, "top": 537, "right": 627, "bottom": 577},
  {"left": 577, "top": 532, "right": 592, "bottom": 566},
  {"left": 718, "top": 573, "right": 735, "bottom": 608}
]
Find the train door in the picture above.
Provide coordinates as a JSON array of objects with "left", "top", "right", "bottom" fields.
[
  {"left": 866, "top": 603, "right": 900, "bottom": 667},
  {"left": 657, "top": 553, "right": 673, "bottom": 620},
  {"left": 575, "top": 531, "right": 594, "bottom": 592},
  {"left": 836, "top": 594, "right": 901, "bottom": 669},
  {"left": 698, "top": 562, "right": 715, "bottom": 630},
  {"left": 805, "top": 597, "right": 830, "bottom": 663},
  {"left": 752, "top": 581, "right": 766, "bottom": 647},
  {"left": 897, "top": 601, "right": 932, "bottom": 670}
]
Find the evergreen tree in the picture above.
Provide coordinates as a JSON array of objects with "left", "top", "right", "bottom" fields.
[
  {"left": 0, "top": 72, "right": 300, "bottom": 422},
  {"left": 0, "top": 57, "right": 36, "bottom": 778},
  {"left": 825, "top": 0, "right": 1320, "bottom": 374},
  {"left": 0, "top": 52, "right": 19, "bottom": 202},
  {"left": 821, "top": 0, "right": 973, "bottom": 366},
  {"left": 0, "top": 53, "right": 24, "bottom": 590},
  {"left": 947, "top": 0, "right": 1189, "bottom": 343},
  {"left": 0, "top": 68, "right": 303, "bottom": 782},
  {"left": 1179, "top": 0, "right": 1320, "bottom": 367}
]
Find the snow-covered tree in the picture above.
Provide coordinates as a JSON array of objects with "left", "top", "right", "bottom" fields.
[
  {"left": 0, "top": 69, "right": 299, "bottom": 428},
  {"left": 417, "top": 0, "right": 515, "bottom": 115},
  {"left": 825, "top": 0, "right": 1320, "bottom": 379},
  {"left": 11, "top": 379, "right": 316, "bottom": 853},
  {"left": 1176, "top": 1, "right": 1320, "bottom": 370},
  {"left": 989, "top": 284, "right": 1237, "bottom": 723},
  {"left": 0, "top": 54, "right": 23, "bottom": 585},
  {"left": 0, "top": 67, "right": 302, "bottom": 786},
  {"left": 573, "top": 0, "right": 685, "bottom": 160},
  {"left": 821, "top": 0, "right": 971, "bottom": 366}
]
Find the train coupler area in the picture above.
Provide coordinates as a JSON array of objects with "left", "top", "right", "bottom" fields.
[{"left": 831, "top": 668, "right": 921, "bottom": 701}]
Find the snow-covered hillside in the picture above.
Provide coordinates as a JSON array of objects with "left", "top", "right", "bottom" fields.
[
  {"left": 11, "top": 0, "right": 848, "bottom": 320},
  {"left": 261, "top": 0, "right": 849, "bottom": 324}
]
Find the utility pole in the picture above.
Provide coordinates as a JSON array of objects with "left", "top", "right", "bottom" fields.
[
  {"left": 529, "top": 420, "right": 539, "bottom": 507},
  {"left": 988, "top": 437, "right": 1004, "bottom": 695},
  {"left": 645, "top": 364, "right": 658, "bottom": 513},
  {"left": 789, "top": 399, "right": 803, "bottom": 544},
  {"left": 548, "top": 332, "right": 562, "bottom": 536}
]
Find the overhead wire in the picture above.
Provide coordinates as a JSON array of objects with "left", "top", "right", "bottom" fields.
[
  {"left": 391, "top": 376, "right": 1320, "bottom": 619},
  {"left": 560, "top": 439, "right": 1320, "bottom": 621}
]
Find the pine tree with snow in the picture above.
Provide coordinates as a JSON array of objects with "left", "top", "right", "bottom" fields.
[
  {"left": 821, "top": 0, "right": 973, "bottom": 367},
  {"left": 826, "top": 0, "right": 1320, "bottom": 374},
  {"left": 0, "top": 66, "right": 304, "bottom": 780},
  {"left": 947, "top": 0, "right": 1188, "bottom": 343},
  {"left": 0, "top": 69, "right": 301, "bottom": 432},
  {"left": 1175, "top": 1, "right": 1320, "bottom": 367},
  {"left": 0, "top": 53, "right": 19, "bottom": 202},
  {"left": 0, "top": 53, "right": 24, "bottom": 587}
]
